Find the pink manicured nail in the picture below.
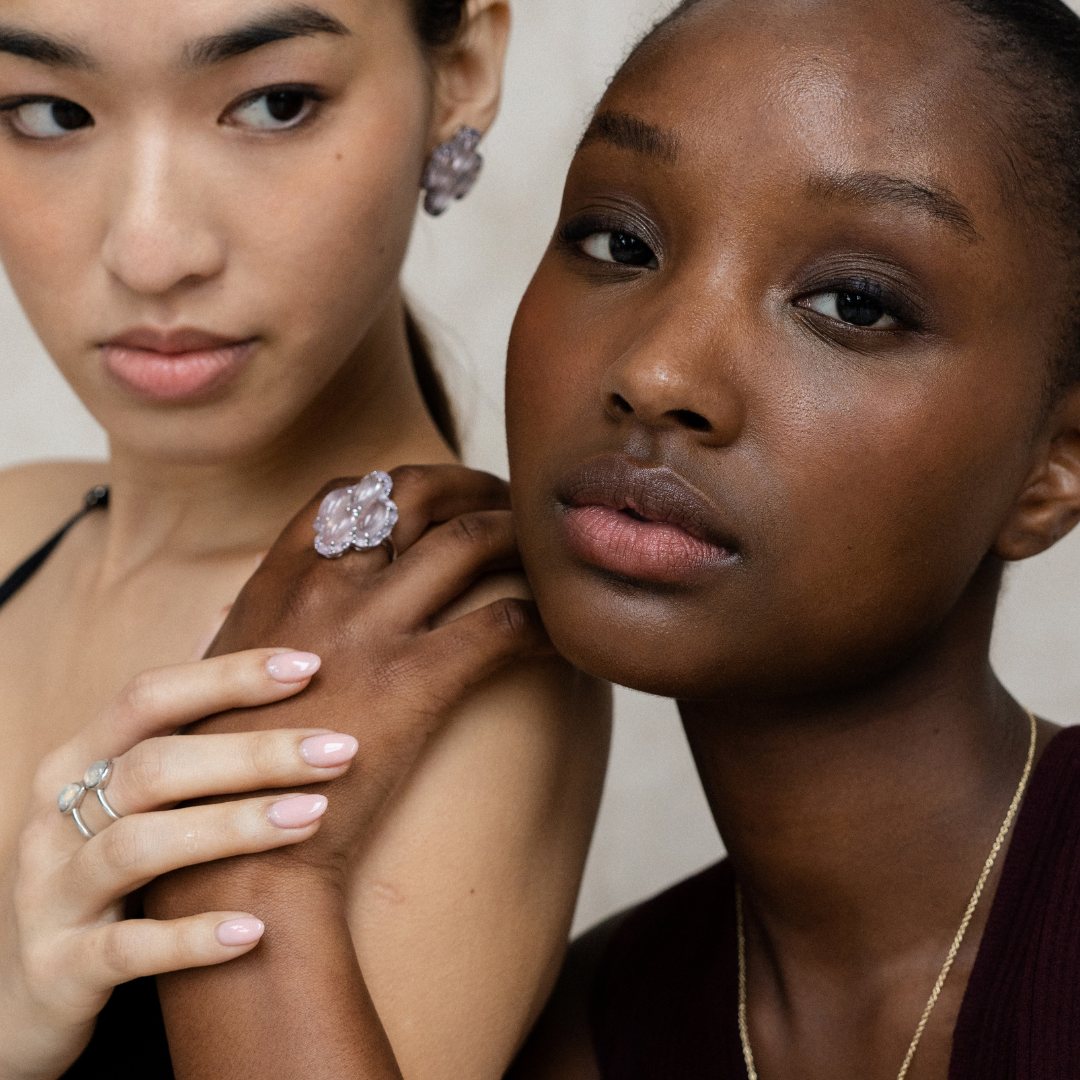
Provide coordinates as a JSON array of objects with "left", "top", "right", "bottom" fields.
[
  {"left": 216, "top": 917, "right": 265, "bottom": 946},
  {"left": 267, "top": 794, "right": 328, "bottom": 828},
  {"left": 300, "top": 733, "right": 358, "bottom": 767},
  {"left": 266, "top": 652, "right": 321, "bottom": 683}
]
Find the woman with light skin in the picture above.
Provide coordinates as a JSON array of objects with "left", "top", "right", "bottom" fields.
[{"left": 0, "top": 1, "right": 609, "bottom": 1077}]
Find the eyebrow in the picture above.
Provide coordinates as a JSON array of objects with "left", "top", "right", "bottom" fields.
[
  {"left": 0, "top": 26, "right": 95, "bottom": 69},
  {"left": 807, "top": 171, "right": 978, "bottom": 243},
  {"left": 185, "top": 5, "right": 350, "bottom": 67},
  {"left": 579, "top": 111, "right": 680, "bottom": 165}
]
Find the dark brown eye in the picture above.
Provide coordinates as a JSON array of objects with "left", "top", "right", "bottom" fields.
[
  {"left": 7, "top": 98, "right": 93, "bottom": 138},
  {"left": 581, "top": 230, "right": 659, "bottom": 269},
  {"left": 229, "top": 89, "right": 316, "bottom": 131},
  {"left": 265, "top": 91, "right": 306, "bottom": 123},
  {"left": 804, "top": 289, "right": 898, "bottom": 330},
  {"left": 836, "top": 292, "right": 886, "bottom": 327}
]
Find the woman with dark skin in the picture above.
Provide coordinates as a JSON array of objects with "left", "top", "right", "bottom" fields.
[
  {"left": 135, "top": 0, "right": 1080, "bottom": 1074},
  {"left": 499, "top": 0, "right": 1080, "bottom": 1076}
]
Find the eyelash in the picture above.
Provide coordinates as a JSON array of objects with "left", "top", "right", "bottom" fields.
[
  {"left": 559, "top": 215, "right": 659, "bottom": 262},
  {"left": 797, "top": 277, "right": 917, "bottom": 332},
  {"left": 221, "top": 83, "right": 328, "bottom": 130}
]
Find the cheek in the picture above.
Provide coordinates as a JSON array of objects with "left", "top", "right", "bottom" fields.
[
  {"left": 507, "top": 266, "right": 602, "bottom": 473},
  {"left": 756, "top": 360, "right": 1034, "bottom": 649}
]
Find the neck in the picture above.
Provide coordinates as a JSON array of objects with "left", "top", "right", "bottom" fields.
[
  {"left": 96, "top": 290, "right": 453, "bottom": 576},
  {"left": 681, "top": 561, "right": 1041, "bottom": 972}
]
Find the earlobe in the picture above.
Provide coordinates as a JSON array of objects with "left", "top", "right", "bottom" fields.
[
  {"left": 995, "top": 390, "right": 1080, "bottom": 561},
  {"left": 427, "top": 0, "right": 510, "bottom": 148}
]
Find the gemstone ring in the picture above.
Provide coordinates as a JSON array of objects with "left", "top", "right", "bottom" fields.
[
  {"left": 314, "top": 471, "right": 399, "bottom": 560},
  {"left": 58, "top": 782, "right": 95, "bottom": 839},
  {"left": 83, "top": 759, "right": 122, "bottom": 820}
]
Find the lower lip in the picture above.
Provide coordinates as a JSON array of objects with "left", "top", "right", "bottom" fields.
[
  {"left": 562, "top": 504, "right": 734, "bottom": 583},
  {"left": 102, "top": 342, "right": 254, "bottom": 402}
]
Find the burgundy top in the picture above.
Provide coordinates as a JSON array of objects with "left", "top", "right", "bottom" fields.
[{"left": 591, "top": 726, "right": 1080, "bottom": 1079}]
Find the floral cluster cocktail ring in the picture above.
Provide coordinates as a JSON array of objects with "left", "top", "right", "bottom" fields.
[
  {"left": 313, "top": 471, "right": 399, "bottom": 559},
  {"left": 58, "top": 758, "right": 122, "bottom": 839}
]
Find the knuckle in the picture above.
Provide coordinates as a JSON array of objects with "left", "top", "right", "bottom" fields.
[
  {"left": 116, "top": 669, "right": 165, "bottom": 722},
  {"left": 119, "top": 740, "right": 168, "bottom": 804},
  {"left": 488, "top": 596, "right": 531, "bottom": 635},
  {"left": 246, "top": 729, "right": 286, "bottom": 778},
  {"left": 98, "top": 923, "right": 136, "bottom": 981},
  {"left": 95, "top": 819, "right": 144, "bottom": 874}
]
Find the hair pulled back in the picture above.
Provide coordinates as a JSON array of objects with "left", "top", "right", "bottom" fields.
[{"left": 404, "top": 0, "right": 469, "bottom": 454}]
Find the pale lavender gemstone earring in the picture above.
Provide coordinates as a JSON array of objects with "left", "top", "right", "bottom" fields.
[{"left": 421, "top": 126, "right": 483, "bottom": 216}]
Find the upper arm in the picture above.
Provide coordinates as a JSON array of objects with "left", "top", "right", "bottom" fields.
[
  {"left": 506, "top": 914, "right": 629, "bottom": 1080},
  {"left": 349, "top": 573, "right": 613, "bottom": 1080},
  {"left": 0, "top": 460, "right": 108, "bottom": 576}
]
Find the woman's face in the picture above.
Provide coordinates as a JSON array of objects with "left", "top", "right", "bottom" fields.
[
  {"left": 507, "top": 0, "right": 1073, "bottom": 700},
  {"left": 0, "top": 0, "right": 431, "bottom": 462}
]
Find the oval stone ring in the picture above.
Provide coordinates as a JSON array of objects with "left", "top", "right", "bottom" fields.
[{"left": 314, "top": 471, "right": 399, "bottom": 560}]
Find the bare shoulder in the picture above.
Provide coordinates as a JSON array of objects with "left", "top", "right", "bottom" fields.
[
  {"left": 435, "top": 569, "right": 612, "bottom": 737},
  {"left": 0, "top": 460, "right": 108, "bottom": 576},
  {"left": 507, "top": 912, "right": 631, "bottom": 1080}
]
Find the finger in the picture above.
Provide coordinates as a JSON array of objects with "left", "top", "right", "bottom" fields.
[
  {"left": 79, "top": 911, "right": 267, "bottom": 991},
  {"left": 386, "top": 464, "right": 511, "bottom": 552},
  {"left": 69, "top": 649, "right": 322, "bottom": 764},
  {"left": 103, "top": 729, "right": 358, "bottom": 816},
  {"left": 70, "top": 794, "right": 329, "bottom": 909},
  {"left": 419, "top": 597, "right": 555, "bottom": 705},
  {"left": 384, "top": 509, "right": 521, "bottom": 624}
]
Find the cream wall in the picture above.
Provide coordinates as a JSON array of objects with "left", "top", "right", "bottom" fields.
[{"left": 1, "top": 0, "right": 1078, "bottom": 936}]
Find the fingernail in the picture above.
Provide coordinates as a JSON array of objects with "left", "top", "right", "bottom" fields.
[
  {"left": 266, "top": 652, "right": 321, "bottom": 683},
  {"left": 300, "top": 733, "right": 359, "bottom": 767},
  {"left": 216, "top": 917, "right": 265, "bottom": 946},
  {"left": 268, "top": 794, "right": 328, "bottom": 828}
]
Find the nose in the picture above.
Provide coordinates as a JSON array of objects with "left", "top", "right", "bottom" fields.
[
  {"left": 600, "top": 318, "right": 744, "bottom": 447},
  {"left": 100, "top": 129, "right": 226, "bottom": 297}
]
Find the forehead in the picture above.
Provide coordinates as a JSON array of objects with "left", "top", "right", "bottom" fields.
[
  {"left": 599, "top": 0, "right": 1005, "bottom": 223},
  {"left": 0, "top": 0, "right": 395, "bottom": 69}
]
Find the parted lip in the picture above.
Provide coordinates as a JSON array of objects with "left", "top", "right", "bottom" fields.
[
  {"left": 556, "top": 454, "right": 739, "bottom": 554},
  {"left": 100, "top": 327, "right": 252, "bottom": 354}
]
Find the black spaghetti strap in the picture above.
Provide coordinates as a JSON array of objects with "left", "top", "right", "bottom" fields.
[{"left": 0, "top": 485, "right": 109, "bottom": 610}]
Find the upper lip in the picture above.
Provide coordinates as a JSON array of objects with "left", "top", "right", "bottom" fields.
[
  {"left": 100, "top": 327, "right": 251, "bottom": 354},
  {"left": 557, "top": 454, "right": 739, "bottom": 553}
]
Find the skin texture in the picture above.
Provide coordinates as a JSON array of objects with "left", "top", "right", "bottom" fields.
[
  {"left": 0, "top": 0, "right": 611, "bottom": 1076},
  {"left": 505, "top": 1, "right": 1080, "bottom": 1077}
]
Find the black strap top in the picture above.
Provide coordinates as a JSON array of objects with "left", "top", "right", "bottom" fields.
[
  {"left": 0, "top": 486, "right": 175, "bottom": 1077},
  {"left": 0, "top": 485, "right": 109, "bottom": 609}
]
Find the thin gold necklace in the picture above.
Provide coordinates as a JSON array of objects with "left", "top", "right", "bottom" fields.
[{"left": 736, "top": 709, "right": 1037, "bottom": 1080}]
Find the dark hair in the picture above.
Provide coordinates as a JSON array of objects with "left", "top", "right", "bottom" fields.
[
  {"left": 403, "top": 0, "right": 469, "bottom": 455},
  {"left": 622, "top": 0, "right": 1080, "bottom": 396}
]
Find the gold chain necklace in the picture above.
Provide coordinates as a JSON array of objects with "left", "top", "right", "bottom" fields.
[{"left": 736, "top": 709, "right": 1037, "bottom": 1080}]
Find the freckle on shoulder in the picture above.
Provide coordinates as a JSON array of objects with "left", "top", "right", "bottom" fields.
[{"left": 0, "top": 459, "right": 109, "bottom": 575}]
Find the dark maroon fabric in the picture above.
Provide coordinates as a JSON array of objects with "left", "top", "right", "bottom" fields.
[{"left": 591, "top": 726, "right": 1080, "bottom": 1080}]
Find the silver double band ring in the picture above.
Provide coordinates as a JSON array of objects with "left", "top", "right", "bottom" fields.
[{"left": 58, "top": 758, "right": 123, "bottom": 839}]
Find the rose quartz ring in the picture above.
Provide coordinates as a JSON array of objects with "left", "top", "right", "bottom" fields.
[{"left": 313, "top": 471, "right": 398, "bottom": 559}]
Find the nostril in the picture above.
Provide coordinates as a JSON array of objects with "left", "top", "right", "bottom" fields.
[
  {"left": 610, "top": 393, "right": 634, "bottom": 415},
  {"left": 671, "top": 409, "right": 712, "bottom": 432}
]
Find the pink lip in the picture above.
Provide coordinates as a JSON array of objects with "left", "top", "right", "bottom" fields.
[
  {"left": 100, "top": 328, "right": 255, "bottom": 402},
  {"left": 558, "top": 458, "right": 738, "bottom": 584}
]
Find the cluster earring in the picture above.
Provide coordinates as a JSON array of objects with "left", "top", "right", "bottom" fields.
[{"left": 421, "top": 126, "right": 483, "bottom": 216}]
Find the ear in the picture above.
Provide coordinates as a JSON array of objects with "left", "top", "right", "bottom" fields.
[
  {"left": 426, "top": 0, "right": 510, "bottom": 149},
  {"left": 995, "top": 384, "right": 1080, "bottom": 560}
]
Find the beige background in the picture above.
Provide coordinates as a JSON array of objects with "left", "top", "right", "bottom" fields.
[{"left": 1, "top": 0, "right": 1078, "bottom": 935}]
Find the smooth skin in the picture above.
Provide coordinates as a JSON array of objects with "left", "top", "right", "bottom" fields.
[
  {"left": 149, "top": 465, "right": 588, "bottom": 1080},
  {"left": 0, "top": 0, "right": 609, "bottom": 1076},
  {"left": 505, "top": 1, "right": 1080, "bottom": 1077},
  {"left": 1, "top": 646, "right": 358, "bottom": 1080}
]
